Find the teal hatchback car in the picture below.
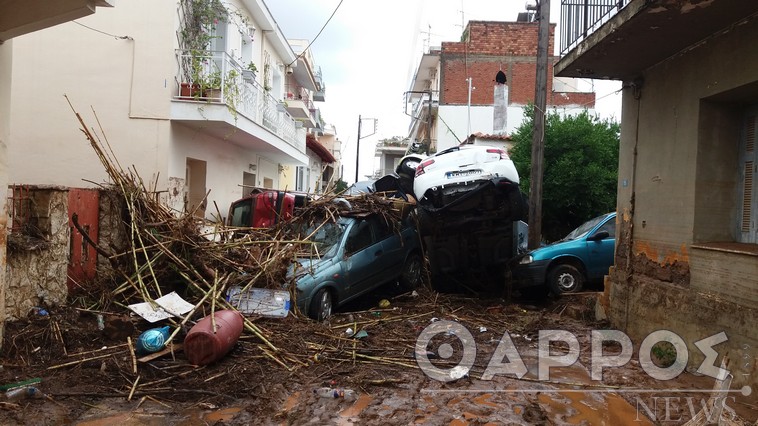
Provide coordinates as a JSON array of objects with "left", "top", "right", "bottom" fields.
[
  {"left": 288, "top": 214, "right": 423, "bottom": 320},
  {"left": 512, "top": 212, "right": 616, "bottom": 296}
]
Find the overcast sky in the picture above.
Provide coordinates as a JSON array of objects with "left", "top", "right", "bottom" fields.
[{"left": 267, "top": 0, "right": 622, "bottom": 183}]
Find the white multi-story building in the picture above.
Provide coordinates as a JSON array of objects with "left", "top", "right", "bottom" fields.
[{"left": 6, "top": 0, "right": 334, "bottom": 222}]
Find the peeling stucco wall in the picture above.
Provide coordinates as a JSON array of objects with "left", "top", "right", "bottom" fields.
[
  {"left": 5, "top": 188, "right": 69, "bottom": 320},
  {"left": 97, "top": 189, "right": 128, "bottom": 273},
  {"left": 167, "top": 176, "right": 185, "bottom": 214},
  {"left": 5, "top": 187, "right": 129, "bottom": 321}
]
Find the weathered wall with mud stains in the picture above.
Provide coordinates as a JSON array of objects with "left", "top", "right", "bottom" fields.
[
  {"left": 5, "top": 188, "right": 69, "bottom": 320},
  {"left": 96, "top": 189, "right": 129, "bottom": 280},
  {"left": 602, "top": 16, "right": 758, "bottom": 389},
  {"left": 5, "top": 187, "right": 128, "bottom": 321}
]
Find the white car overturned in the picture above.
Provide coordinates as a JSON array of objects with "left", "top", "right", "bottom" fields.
[
  {"left": 412, "top": 145, "right": 521, "bottom": 210},
  {"left": 396, "top": 144, "right": 529, "bottom": 293}
]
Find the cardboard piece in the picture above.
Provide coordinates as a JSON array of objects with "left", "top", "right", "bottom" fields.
[{"left": 128, "top": 291, "right": 195, "bottom": 323}]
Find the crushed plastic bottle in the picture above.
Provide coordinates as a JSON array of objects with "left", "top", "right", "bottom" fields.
[
  {"left": 5, "top": 386, "right": 42, "bottom": 402},
  {"left": 314, "top": 387, "right": 357, "bottom": 401}
]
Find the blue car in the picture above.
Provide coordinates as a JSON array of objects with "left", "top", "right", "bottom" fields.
[
  {"left": 289, "top": 213, "right": 423, "bottom": 320},
  {"left": 512, "top": 212, "right": 616, "bottom": 296}
]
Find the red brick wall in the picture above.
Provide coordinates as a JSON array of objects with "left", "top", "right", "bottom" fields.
[{"left": 439, "top": 21, "right": 594, "bottom": 108}]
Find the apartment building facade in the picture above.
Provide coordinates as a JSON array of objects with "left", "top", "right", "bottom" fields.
[{"left": 407, "top": 19, "right": 596, "bottom": 155}]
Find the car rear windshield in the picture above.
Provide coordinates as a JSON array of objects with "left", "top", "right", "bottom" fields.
[{"left": 563, "top": 214, "right": 608, "bottom": 241}]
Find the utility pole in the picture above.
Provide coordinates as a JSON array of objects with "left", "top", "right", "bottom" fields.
[
  {"left": 355, "top": 115, "right": 362, "bottom": 183},
  {"left": 528, "top": 0, "right": 550, "bottom": 249},
  {"left": 354, "top": 115, "right": 378, "bottom": 183}
]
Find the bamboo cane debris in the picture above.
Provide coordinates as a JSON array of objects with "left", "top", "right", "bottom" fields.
[{"left": 0, "top": 101, "right": 551, "bottom": 406}]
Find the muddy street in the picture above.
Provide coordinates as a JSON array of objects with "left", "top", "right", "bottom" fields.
[{"left": 0, "top": 287, "right": 754, "bottom": 425}]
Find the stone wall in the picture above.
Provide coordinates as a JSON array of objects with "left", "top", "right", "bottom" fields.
[
  {"left": 6, "top": 187, "right": 69, "bottom": 320},
  {"left": 5, "top": 186, "right": 128, "bottom": 321}
]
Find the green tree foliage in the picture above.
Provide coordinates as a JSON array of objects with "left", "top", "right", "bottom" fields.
[
  {"left": 334, "top": 178, "right": 348, "bottom": 194},
  {"left": 509, "top": 105, "right": 620, "bottom": 242}
]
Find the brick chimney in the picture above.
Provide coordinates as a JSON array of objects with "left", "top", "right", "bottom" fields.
[{"left": 493, "top": 69, "right": 508, "bottom": 135}]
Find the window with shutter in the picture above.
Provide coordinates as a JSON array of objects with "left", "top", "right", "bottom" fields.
[{"left": 739, "top": 112, "right": 757, "bottom": 243}]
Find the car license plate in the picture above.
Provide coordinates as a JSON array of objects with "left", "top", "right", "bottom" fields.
[{"left": 446, "top": 169, "right": 482, "bottom": 179}]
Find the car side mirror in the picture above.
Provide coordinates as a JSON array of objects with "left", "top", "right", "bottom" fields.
[{"left": 588, "top": 230, "right": 610, "bottom": 241}]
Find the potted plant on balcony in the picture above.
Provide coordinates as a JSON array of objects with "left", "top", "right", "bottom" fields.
[
  {"left": 178, "top": 0, "right": 228, "bottom": 98},
  {"left": 203, "top": 70, "right": 223, "bottom": 100},
  {"left": 242, "top": 61, "right": 257, "bottom": 81}
]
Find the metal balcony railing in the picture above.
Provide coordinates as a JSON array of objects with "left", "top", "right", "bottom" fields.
[
  {"left": 175, "top": 49, "right": 304, "bottom": 153},
  {"left": 559, "top": 0, "right": 630, "bottom": 55}
]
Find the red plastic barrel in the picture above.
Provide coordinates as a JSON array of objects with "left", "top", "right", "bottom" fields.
[{"left": 184, "top": 310, "right": 244, "bottom": 366}]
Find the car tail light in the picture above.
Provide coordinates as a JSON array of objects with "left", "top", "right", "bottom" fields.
[
  {"left": 486, "top": 148, "right": 509, "bottom": 160},
  {"left": 415, "top": 159, "right": 435, "bottom": 177}
]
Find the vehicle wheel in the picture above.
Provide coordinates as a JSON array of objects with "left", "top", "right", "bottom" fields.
[
  {"left": 308, "top": 288, "right": 333, "bottom": 321},
  {"left": 400, "top": 253, "right": 423, "bottom": 290},
  {"left": 548, "top": 264, "right": 584, "bottom": 295}
]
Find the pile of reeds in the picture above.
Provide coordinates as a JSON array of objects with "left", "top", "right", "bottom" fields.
[{"left": 66, "top": 98, "right": 414, "bottom": 351}]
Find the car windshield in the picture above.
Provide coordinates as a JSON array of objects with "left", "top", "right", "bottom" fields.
[
  {"left": 563, "top": 214, "right": 608, "bottom": 241},
  {"left": 293, "top": 220, "right": 346, "bottom": 259}
]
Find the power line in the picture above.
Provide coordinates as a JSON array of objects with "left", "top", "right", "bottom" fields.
[{"left": 287, "top": 0, "right": 344, "bottom": 67}]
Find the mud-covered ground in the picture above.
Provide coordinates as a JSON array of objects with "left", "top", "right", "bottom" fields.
[{"left": 0, "top": 283, "right": 755, "bottom": 426}]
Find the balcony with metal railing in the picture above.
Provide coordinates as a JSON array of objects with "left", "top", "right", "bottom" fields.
[
  {"left": 559, "top": 0, "right": 629, "bottom": 56},
  {"left": 171, "top": 50, "right": 306, "bottom": 163},
  {"left": 284, "top": 86, "right": 317, "bottom": 128},
  {"left": 556, "top": 1, "right": 758, "bottom": 81}
]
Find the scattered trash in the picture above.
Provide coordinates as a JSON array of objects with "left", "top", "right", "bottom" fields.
[
  {"left": 430, "top": 317, "right": 439, "bottom": 322},
  {"left": 136, "top": 325, "right": 172, "bottom": 355},
  {"left": 449, "top": 366, "right": 470, "bottom": 381},
  {"left": 371, "top": 312, "right": 381, "bottom": 318},
  {"left": 410, "top": 290, "right": 419, "bottom": 297},
  {"left": 354, "top": 330, "right": 368, "bottom": 339},
  {"left": 378, "top": 299, "right": 391, "bottom": 308},
  {"left": 32, "top": 307, "right": 48, "bottom": 316},
  {"left": 5, "top": 386, "right": 43, "bottom": 402},
  {"left": 226, "top": 286, "right": 290, "bottom": 318},
  {"left": 128, "top": 291, "right": 194, "bottom": 323},
  {"left": 184, "top": 310, "right": 244, "bottom": 366},
  {"left": 314, "top": 387, "right": 357, "bottom": 401},
  {"left": 345, "top": 328, "right": 355, "bottom": 337},
  {"left": 479, "top": 326, "right": 487, "bottom": 333},
  {"left": 96, "top": 314, "right": 105, "bottom": 330},
  {"left": 0, "top": 378, "right": 42, "bottom": 392}
]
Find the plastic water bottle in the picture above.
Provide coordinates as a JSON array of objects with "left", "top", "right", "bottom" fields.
[
  {"left": 5, "top": 386, "right": 42, "bottom": 401},
  {"left": 135, "top": 326, "right": 171, "bottom": 354},
  {"left": 314, "top": 387, "right": 357, "bottom": 401}
]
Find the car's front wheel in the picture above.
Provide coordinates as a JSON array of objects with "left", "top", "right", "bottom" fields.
[
  {"left": 548, "top": 264, "right": 584, "bottom": 295},
  {"left": 400, "top": 253, "right": 423, "bottom": 290},
  {"left": 308, "top": 288, "right": 333, "bottom": 321}
]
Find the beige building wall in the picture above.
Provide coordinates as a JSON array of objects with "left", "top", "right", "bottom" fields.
[
  {"left": 607, "top": 16, "right": 758, "bottom": 389},
  {"left": 8, "top": 1, "right": 174, "bottom": 191}
]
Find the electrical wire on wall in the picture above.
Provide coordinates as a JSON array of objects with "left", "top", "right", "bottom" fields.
[{"left": 73, "top": 20, "right": 132, "bottom": 40}]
